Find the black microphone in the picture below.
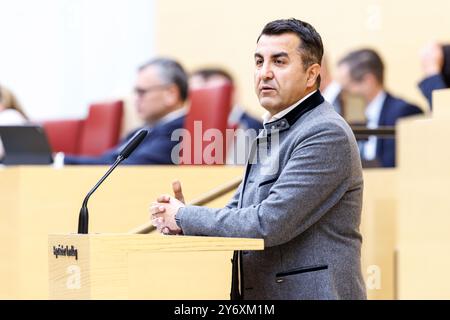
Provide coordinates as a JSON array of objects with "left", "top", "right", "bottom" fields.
[{"left": 77, "top": 130, "right": 148, "bottom": 234}]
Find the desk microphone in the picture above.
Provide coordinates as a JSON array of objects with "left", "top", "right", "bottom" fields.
[{"left": 77, "top": 130, "right": 148, "bottom": 234}]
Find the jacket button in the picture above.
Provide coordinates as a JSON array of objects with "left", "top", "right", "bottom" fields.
[{"left": 276, "top": 278, "right": 284, "bottom": 283}]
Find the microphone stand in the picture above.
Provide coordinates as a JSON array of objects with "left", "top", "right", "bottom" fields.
[{"left": 78, "top": 155, "right": 124, "bottom": 234}]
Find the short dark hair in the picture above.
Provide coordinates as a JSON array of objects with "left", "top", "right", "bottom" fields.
[
  {"left": 191, "top": 68, "right": 234, "bottom": 84},
  {"left": 338, "top": 49, "right": 384, "bottom": 85},
  {"left": 258, "top": 18, "right": 324, "bottom": 88},
  {"left": 139, "top": 58, "right": 189, "bottom": 101}
]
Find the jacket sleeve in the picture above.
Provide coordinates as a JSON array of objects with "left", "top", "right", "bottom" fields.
[
  {"left": 63, "top": 131, "right": 135, "bottom": 165},
  {"left": 63, "top": 129, "right": 179, "bottom": 165},
  {"left": 177, "top": 123, "right": 353, "bottom": 248},
  {"left": 63, "top": 149, "right": 118, "bottom": 165},
  {"left": 120, "top": 131, "right": 181, "bottom": 165},
  {"left": 418, "top": 74, "right": 447, "bottom": 109}
]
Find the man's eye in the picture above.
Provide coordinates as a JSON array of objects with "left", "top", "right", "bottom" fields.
[
  {"left": 275, "top": 59, "right": 285, "bottom": 65},
  {"left": 255, "top": 59, "right": 263, "bottom": 66}
]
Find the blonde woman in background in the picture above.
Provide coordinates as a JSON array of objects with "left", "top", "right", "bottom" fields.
[
  {"left": 0, "top": 84, "right": 28, "bottom": 159},
  {"left": 0, "top": 84, "right": 28, "bottom": 124}
]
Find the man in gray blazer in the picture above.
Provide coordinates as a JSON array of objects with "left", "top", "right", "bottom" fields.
[{"left": 150, "top": 18, "right": 366, "bottom": 300}]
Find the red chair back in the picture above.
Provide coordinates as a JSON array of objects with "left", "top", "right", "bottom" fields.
[
  {"left": 42, "top": 119, "right": 84, "bottom": 154},
  {"left": 78, "top": 100, "right": 124, "bottom": 156},
  {"left": 182, "top": 84, "right": 233, "bottom": 165}
]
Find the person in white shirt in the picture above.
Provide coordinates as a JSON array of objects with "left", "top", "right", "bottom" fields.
[
  {"left": 335, "top": 48, "right": 423, "bottom": 167},
  {"left": 320, "top": 55, "right": 342, "bottom": 114}
]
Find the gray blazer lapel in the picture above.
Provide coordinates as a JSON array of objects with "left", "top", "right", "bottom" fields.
[{"left": 238, "top": 129, "right": 267, "bottom": 209}]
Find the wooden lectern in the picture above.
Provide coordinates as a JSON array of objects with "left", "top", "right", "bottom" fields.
[
  {"left": 48, "top": 234, "right": 263, "bottom": 299},
  {"left": 395, "top": 89, "right": 450, "bottom": 299}
]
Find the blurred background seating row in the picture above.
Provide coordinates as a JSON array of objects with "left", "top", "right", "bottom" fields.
[
  {"left": 182, "top": 83, "right": 233, "bottom": 165},
  {"left": 40, "top": 84, "right": 237, "bottom": 164},
  {"left": 41, "top": 100, "right": 123, "bottom": 156}
]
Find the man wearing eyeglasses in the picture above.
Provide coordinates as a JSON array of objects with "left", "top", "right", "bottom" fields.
[{"left": 64, "top": 58, "right": 188, "bottom": 165}]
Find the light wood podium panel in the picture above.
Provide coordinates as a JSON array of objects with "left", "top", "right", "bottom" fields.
[
  {"left": 48, "top": 234, "right": 263, "bottom": 299},
  {"left": 0, "top": 169, "right": 21, "bottom": 298},
  {"left": 432, "top": 89, "right": 450, "bottom": 120},
  {"left": 360, "top": 169, "right": 397, "bottom": 300},
  {"left": 396, "top": 89, "right": 450, "bottom": 299},
  {"left": 1, "top": 164, "right": 400, "bottom": 299},
  {"left": 0, "top": 165, "right": 243, "bottom": 299}
]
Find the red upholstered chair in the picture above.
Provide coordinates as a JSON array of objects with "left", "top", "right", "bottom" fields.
[
  {"left": 182, "top": 83, "right": 233, "bottom": 165},
  {"left": 42, "top": 100, "right": 123, "bottom": 156},
  {"left": 78, "top": 100, "right": 123, "bottom": 156},
  {"left": 42, "top": 119, "right": 84, "bottom": 154}
]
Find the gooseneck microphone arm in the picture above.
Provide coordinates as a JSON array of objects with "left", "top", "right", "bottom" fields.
[
  {"left": 77, "top": 155, "right": 124, "bottom": 234},
  {"left": 77, "top": 130, "right": 148, "bottom": 234}
]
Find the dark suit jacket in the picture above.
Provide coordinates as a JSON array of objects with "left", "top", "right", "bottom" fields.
[
  {"left": 375, "top": 93, "right": 423, "bottom": 167},
  {"left": 239, "top": 112, "right": 263, "bottom": 131},
  {"left": 418, "top": 74, "right": 447, "bottom": 109},
  {"left": 64, "top": 115, "right": 185, "bottom": 165}
]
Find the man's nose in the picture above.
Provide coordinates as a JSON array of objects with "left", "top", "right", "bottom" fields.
[
  {"left": 135, "top": 95, "right": 143, "bottom": 107},
  {"left": 260, "top": 62, "right": 274, "bottom": 80}
]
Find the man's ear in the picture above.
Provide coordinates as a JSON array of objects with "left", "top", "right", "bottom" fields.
[
  {"left": 363, "top": 73, "right": 379, "bottom": 87},
  {"left": 164, "top": 84, "right": 179, "bottom": 106},
  {"left": 306, "top": 63, "right": 321, "bottom": 88}
]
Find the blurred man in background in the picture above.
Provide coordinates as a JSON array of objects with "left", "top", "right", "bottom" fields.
[
  {"left": 336, "top": 48, "right": 423, "bottom": 168},
  {"left": 64, "top": 58, "right": 188, "bottom": 165}
]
